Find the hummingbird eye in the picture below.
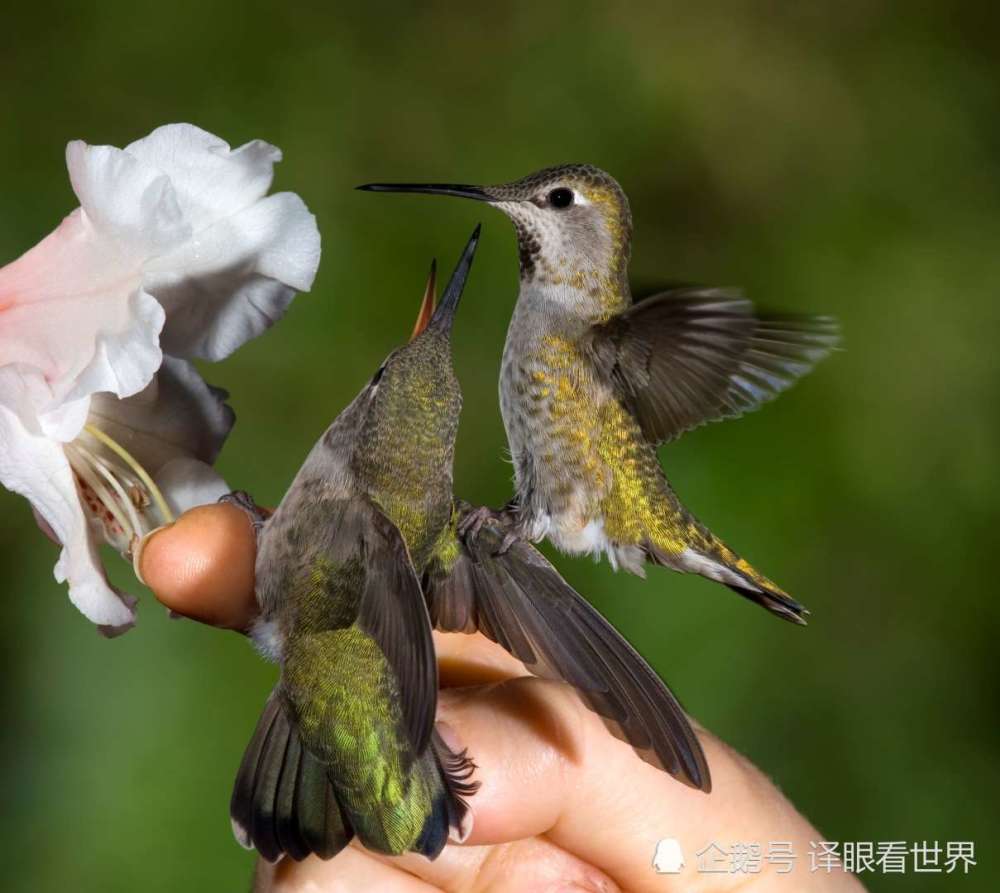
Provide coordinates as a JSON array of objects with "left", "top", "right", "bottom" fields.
[{"left": 548, "top": 187, "right": 574, "bottom": 209}]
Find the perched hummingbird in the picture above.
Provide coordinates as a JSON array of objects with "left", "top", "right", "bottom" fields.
[
  {"left": 232, "top": 222, "right": 715, "bottom": 864},
  {"left": 359, "top": 166, "right": 839, "bottom": 623},
  {"left": 230, "top": 230, "right": 483, "bottom": 863}
]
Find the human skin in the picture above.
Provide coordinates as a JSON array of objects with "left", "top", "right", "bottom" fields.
[{"left": 139, "top": 504, "right": 865, "bottom": 893}]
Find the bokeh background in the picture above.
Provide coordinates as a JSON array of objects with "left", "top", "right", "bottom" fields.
[{"left": 1, "top": 3, "right": 997, "bottom": 890}]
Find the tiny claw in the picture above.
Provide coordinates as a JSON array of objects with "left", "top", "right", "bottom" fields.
[
  {"left": 457, "top": 505, "right": 503, "bottom": 542},
  {"left": 219, "top": 490, "right": 270, "bottom": 534},
  {"left": 495, "top": 529, "right": 521, "bottom": 556},
  {"left": 457, "top": 504, "right": 525, "bottom": 556}
]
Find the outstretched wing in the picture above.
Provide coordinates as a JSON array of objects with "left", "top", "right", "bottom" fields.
[
  {"left": 586, "top": 287, "right": 839, "bottom": 445},
  {"left": 424, "top": 503, "right": 711, "bottom": 792}
]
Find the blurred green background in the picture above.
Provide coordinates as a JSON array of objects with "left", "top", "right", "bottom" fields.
[{"left": 1, "top": 2, "right": 997, "bottom": 890}]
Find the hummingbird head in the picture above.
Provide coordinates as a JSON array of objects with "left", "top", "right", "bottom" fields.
[
  {"left": 350, "top": 226, "right": 480, "bottom": 488},
  {"left": 358, "top": 165, "right": 632, "bottom": 292}
]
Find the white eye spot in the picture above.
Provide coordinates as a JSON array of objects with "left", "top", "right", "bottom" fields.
[{"left": 573, "top": 191, "right": 592, "bottom": 206}]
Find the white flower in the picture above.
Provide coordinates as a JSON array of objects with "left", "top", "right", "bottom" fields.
[{"left": 0, "top": 124, "right": 321, "bottom": 634}]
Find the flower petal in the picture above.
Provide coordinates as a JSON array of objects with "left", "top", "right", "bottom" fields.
[
  {"left": 144, "top": 192, "right": 321, "bottom": 360},
  {"left": 60, "top": 285, "right": 166, "bottom": 408},
  {"left": 0, "top": 209, "right": 166, "bottom": 418},
  {"left": 66, "top": 139, "right": 190, "bottom": 260},
  {"left": 88, "top": 356, "right": 234, "bottom": 474},
  {"left": 124, "top": 124, "right": 282, "bottom": 231},
  {"left": 38, "top": 395, "right": 92, "bottom": 443},
  {"left": 0, "top": 403, "right": 135, "bottom": 628},
  {"left": 154, "top": 457, "right": 230, "bottom": 516}
]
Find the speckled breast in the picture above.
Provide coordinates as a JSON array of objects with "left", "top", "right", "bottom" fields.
[{"left": 499, "top": 318, "right": 613, "bottom": 528}]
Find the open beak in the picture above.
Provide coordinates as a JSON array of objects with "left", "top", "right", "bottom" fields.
[
  {"left": 357, "top": 182, "right": 491, "bottom": 201},
  {"left": 427, "top": 224, "right": 481, "bottom": 335},
  {"left": 410, "top": 260, "right": 437, "bottom": 341}
]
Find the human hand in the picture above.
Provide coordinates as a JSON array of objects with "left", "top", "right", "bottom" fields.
[{"left": 140, "top": 505, "right": 865, "bottom": 892}]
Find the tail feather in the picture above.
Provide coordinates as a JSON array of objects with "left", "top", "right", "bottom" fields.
[
  {"left": 233, "top": 695, "right": 479, "bottom": 862},
  {"left": 646, "top": 539, "right": 808, "bottom": 625},
  {"left": 296, "top": 748, "right": 346, "bottom": 860},
  {"left": 725, "top": 581, "right": 807, "bottom": 625},
  {"left": 231, "top": 691, "right": 353, "bottom": 863},
  {"left": 250, "top": 711, "right": 290, "bottom": 860},
  {"left": 273, "top": 729, "right": 308, "bottom": 861}
]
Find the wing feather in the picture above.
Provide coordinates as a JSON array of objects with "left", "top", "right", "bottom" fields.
[
  {"left": 587, "top": 287, "right": 839, "bottom": 444},
  {"left": 425, "top": 505, "right": 710, "bottom": 791}
]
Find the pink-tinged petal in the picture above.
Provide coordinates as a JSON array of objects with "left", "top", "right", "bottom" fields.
[
  {"left": 88, "top": 356, "right": 235, "bottom": 472},
  {"left": 0, "top": 404, "right": 135, "bottom": 628},
  {"left": 154, "top": 457, "right": 230, "bottom": 516},
  {"left": 60, "top": 285, "right": 165, "bottom": 406},
  {"left": 124, "top": 124, "right": 281, "bottom": 231},
  {"left": 0, "top": 210, "right": 165, "bottom": 416},
  {"left": 145, "top": 192, "right": 321, "bottom": 360},
  {"left": 0, "top": 124, "right": 318, "bottom": 419}
]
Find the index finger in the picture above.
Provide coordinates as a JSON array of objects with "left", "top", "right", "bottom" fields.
[
  {"left": 137, "top": 502, "right": 258, "bottom": 630},
  {"left": 435, "top": 679, "right": 864, "bottom": 893}
]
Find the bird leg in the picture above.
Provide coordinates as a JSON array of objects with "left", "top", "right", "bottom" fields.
[
  {"left": 457, "top": 499, "right": 523, "bottom": 555},
  {"left": 219, "top": 490, "right": 271, "bottom": 536}
]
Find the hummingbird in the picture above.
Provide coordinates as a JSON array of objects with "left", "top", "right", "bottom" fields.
[
  {"left": 231, "top": 223, "right": 714, "bottom": 865},
  {"left": 229, "top": 229, "right": 483, "bottom": 863},
  {"left": 358, "top": 166, "right": 839, "bottom": 624}
]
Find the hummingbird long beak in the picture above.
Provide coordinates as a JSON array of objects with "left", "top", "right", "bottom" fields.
[
  {"left": 356, "top": 183, "right": 492, "bottom": 202},
  {"left": 410, "top": 260, "right": 437, "bottom": 341},
  {"left": 429, "top": 224, "right": 481, "bottom": 333}
]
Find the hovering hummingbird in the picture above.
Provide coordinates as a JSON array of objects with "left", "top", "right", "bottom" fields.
[
  {"left": 359, "top": 165, "right": 839, "bottom": 624},
  {"left": 231, "top": 223, "right": 714, "bottom": 865}
]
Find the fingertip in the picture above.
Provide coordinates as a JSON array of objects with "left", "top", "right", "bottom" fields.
[{"left": 138, "top": 503, "right": 258, "bottom": 631}]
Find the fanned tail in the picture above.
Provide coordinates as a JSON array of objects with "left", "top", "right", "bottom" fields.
[
  {"left": 230, "top": 691, "right": 353, "bottom": 863},
  {"left": 232, "top": 693, "right": 479, "bottom": 863}
]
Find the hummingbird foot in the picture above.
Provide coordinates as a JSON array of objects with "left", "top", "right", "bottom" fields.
[
  {"left": 495, "top": 528, "right": 522, "bottom": 556},
  {"left": 219, "top": 490, "right": 271, "bottom": 534},
  {"left": 457, "top": 502, "right": 522, "bottom": 555}
]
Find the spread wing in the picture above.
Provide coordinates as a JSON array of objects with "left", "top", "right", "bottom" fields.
[
  {"left": 586, "top": 287, "right": 839, "bottom": 445},
  {"left": 424, "top": 503, "right": 711, "bottom": 792}
]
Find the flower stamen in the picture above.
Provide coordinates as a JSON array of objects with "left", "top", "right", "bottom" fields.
[
  {"left": 65, "top": 443, "right": 135, "bottom": 547},
  {"left": 73, "top": 442, "right": 145, "bottom": 551},
  {"left": 83, "top": 423, "right": 175, "bottom": 525}
]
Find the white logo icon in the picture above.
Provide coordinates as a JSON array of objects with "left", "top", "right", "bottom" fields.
[{"left": 653, "top": 838, "right": 685, "bottom": 874}]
